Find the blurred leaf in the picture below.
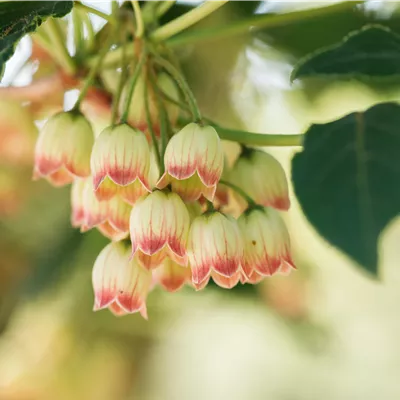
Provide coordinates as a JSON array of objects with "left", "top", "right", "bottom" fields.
[
  {"left": 292, "top": 25, "right": 400, "bottom": 81},
  {"left": 256, "top": 2, "right": 366, "bottom": 57},
  {"left": 228, "top": 1, "right": 261, "bottom": 16},
  {"left": 0, "top": 1, "right": 73, "bottom": 78},
  {"left": 24, "top": 226, "right": 84, "bottom": 297},
  {"left": 292, "top": 102, "right": 400, "bottom": 276}
]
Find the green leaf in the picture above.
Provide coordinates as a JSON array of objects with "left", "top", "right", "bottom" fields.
[
  {"left": 0, "top": 1, "right": 73, "bottom": 78},
  {"left": 291, "top": 25, "right": 400, "bottom": 81},
  {"left": 292, "top": 102, "right": 400, "bottom": 276}
]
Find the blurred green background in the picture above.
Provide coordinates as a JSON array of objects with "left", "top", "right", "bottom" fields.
[{"left": 1, "top": 1, "right": 400, "bottom": 399}]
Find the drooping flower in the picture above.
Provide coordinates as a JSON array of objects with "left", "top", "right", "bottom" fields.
[
  {"left": 34, "top": 111, "right": 94, "bottom": 186},
  {"left": 130, "top": 190, "right": 190, "bottom": 269},
  {"left": 187, "top": 211, "right": 243, "bottom": 285},
  {"left": 154, "top": 258, "right": 191, "bottom": 292},
  {"left": 90, "top": 123, "right": 151, "bottom": 203},
  {"left": 238, "top": 207, "right": 295, "bottom": 278},
  {"left": 157, "top": 123, "right": 224, "bottom": 202},
  {"left": 231, "top": 148, "right": 290, "bottom": 211},
  {"left": 92, "top": 242, "right": 152, "bottom": 316},
  {"left": 71, "top": 178, "right": 131, "bottom": 240}
]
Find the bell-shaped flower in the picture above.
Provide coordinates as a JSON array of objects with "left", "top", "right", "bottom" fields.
[
  {"left": 231, "top": 148, "right": 290, "bottom": 211},
  {"left": 92, "top": 242, "right": 152, "bottom": 316},
  {"left": 187, "top": 211, "right": 243, "bottom": 285},
  {"left": 157, "top": 123, "right": 224, "bottom": 202},
  {"left": 154, "top": 258, "right": 191, "bottom": 292},
  {"left": 130, "top": 190, "right": 190, "bottom": 269},
  {"left": 90, "top": 123, "right": 151, "bottom": 202},
  {"left": 34, "top": 111, "right": 94, "bottom": 186},
  {"left": 72, "top": 178, "right": 131, "bottom": 240},
  {"left": 238, "top": 207, "right": 295, "bottom": 278}
]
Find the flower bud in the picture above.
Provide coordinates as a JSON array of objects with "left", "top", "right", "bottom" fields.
[
  {"left": 154, "top": 258, "right": 191, "bottom": 292},
  {"left": 92, "top": 242, "right": 152, "bottom": 316},
  {"left": 34, "top": 111, "right": 94, "bottom": 186},
  {"left": 157, "top": 123, "right": 224, "bottom": 202},
  {"left": 231, "top": 148, "right": 290, "bottom": 211},
  {"left": 187, "top": 211, "right": 243, "bottom": 285},
  {"left": 238, "top": 207, "right": 295, "bottom": 278},
  {"left": 90, "top": 124, "right": 151, "bottom": 202},
  {"left": 130, "top": 191, "right": 190, "bottom": 269}
]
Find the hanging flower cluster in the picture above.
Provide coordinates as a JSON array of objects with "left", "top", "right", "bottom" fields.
[
  {"left": 34, "top": 95, "right": 295, "bottom": 318},
  {"left": 30, "top": 4, "right": 296, "bottom": 319}
]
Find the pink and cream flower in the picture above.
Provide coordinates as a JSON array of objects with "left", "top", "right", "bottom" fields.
[
  {"left": 238, "top": 207, "right": 295, "bottom": 278},
  {"left": 71, "top": 178, "right": 131, "bottom": 240},
  {"left": 130, "top": 190, "right": 190, "bottom": 269},
  {"left": 187, "top": 211, "right": 243, "bottom": 285},
  {"left": 92, "top": 241, "right": 151, "bottom": 316},
  {"left": 231, "top": 148, "right": 290, "bottom": 211},
  {"left": 90, "top": 123, "right": 151, "bottom": 203},
  {"left": 34, "top": 111, "right": 94, "bottom": 186},
  {"left": 157, "top": 123, "right": 224, "bottom": 202},
  {"left": 154, "top": 258, "right": 191, "bottom": 292}
]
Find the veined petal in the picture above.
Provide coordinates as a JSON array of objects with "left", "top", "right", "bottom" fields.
[
  {"left": 212, "top": 270, "right": 241, "bottom": 289},
  {"left": 71, "top": 178, "right": 86, "bottom": 227},
  {"left": 105, "top": 124, "right": 151, "bottom": 188},
  {"left": 238, "top": 207, "right": 295, "bottom": 277},
  {"left": 108, "top": 302, "right": 129, "bottom": 317},
  {"left": 92, "top": 242, "right": 128, "bottom": 310},
  {"left": 163, "top": 123, "right": 224, "bottom": 187},
  {"left": 163, "top": 123, "right": 198, "bottom": 180},
  {"left": 119, "top": 180, "right": 150, "bottom": 205},
  {"left": 231, "top": 149, "right": 290, "bottom": 211},
  {"left": 165, "top": 192, "right": 190, "bottom": 260},
  {"left": 117, "top": 256, "right": 152, "bottom": 313},
  {"left": 97, "top": 222, "right": 129, "bottom": 241},
  {"left": 107, "top": 196, "right": 131, "bottom": 233},
  {"left": 130, "top": 191, "right": 190, "bottom": 260},
  {"left": 187, "top": 216, "right": 211, "bottom": 285},
  {"left": 163, "top": 174, "right": 216, "bottom": 202},
  {"left": 195, "top": 125, "right": 224, "bottom": 187},
  {"left": 192, "top": 276, "right": 210, "bottom": 291},
  {"left": 94, "top": 176, "right": 119, "bottom": 201},
  {"left": 188, "top": 212, "right": 243, "bottom": 285},
  {"left": 154, "top": 258, "right": 191, "bottom": 292},
  {"left": 34, "top": 112, "right": 69, "bottom": 176},
  {"left": 91, "top": 126, "right": 113, "bottom": 190},
  {"left": 130, "top": 192, "right": 169, "bottom": 255},
  {"left": 34, "top": 112, "right": 94, "bottom": 183},
  {"left": 46, "top": 167, "right": 74, "bottom": 187},
  {"left": 63, "top": 112, "right": 94, "bottom": 177},
  {"left": 135, "top": 249, "right": 166, "bottom": 270},
  {"left": 82, "top": 178, "right": 108, "bottom": 229}
]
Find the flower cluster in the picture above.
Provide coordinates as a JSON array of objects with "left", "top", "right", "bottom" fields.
[{"left": 34, "top": 92, "right": 295, "bottom": 319}]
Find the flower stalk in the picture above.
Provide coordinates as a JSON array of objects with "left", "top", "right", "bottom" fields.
[
  {"left": 120, "top": 50, "right": 147, "bottom": 123},
  {"left": 219, "top": 179, "right": 257, "bottom": 207},
  {"left": 74, "top": 2, "right": 113, "bottom": 22},
  {"left": 150, "top": 1, "right": 229, "bottom": 41},
  {"left": 153, "top": 54, "right": 202, "bottom": 123}
]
